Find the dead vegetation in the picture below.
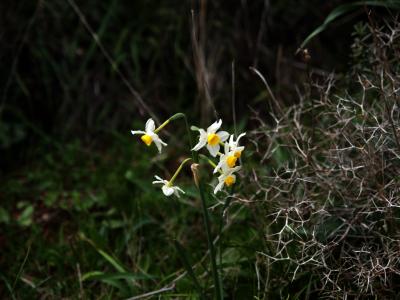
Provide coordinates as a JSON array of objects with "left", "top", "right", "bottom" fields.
[{"left": 247, "top": 16, "right": 400, "bottom": 298}]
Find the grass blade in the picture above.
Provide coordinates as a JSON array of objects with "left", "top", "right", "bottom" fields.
[
  {"left": 82, "top": 271, "right": 154, "bottom": 281},
  {"left": 79, "top": 232, "right": 126, "bottom": 273},
  {"left": 173, "top": 240, "right": 205, "bottom": 299},
  {"left": 12, "top": 243, "right": 31, "bottom": 290},
  {"left": 300, "top": 1, "right": 400, "bottom": 48},
  {"left": 0, "top": 274, "right": 16, "bottom": 300}
]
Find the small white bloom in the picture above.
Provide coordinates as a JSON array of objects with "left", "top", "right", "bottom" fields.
[
  {"left": 152, "top": 175, "right": 185, "bottom": 198},
  {"left": 227, "top": 132, "right": 246, "bottom": 158},
  {"left": 213, "top": 143, "right": 238, "bottom": 174},
  {"left": 131, "top": 118, "right": 167, "bottom": 153},
  {"left": 192, "top": 119, "right": 229, "bottom": 157},
  {"left": 214, "top": 165, "right": 241, "bottom": 194}
]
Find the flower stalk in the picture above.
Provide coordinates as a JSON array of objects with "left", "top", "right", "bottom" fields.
[
  {"left": 199, "top": 153, "right": 218, "bottom": 170},
  {"left": 185, "top": 119, "right": 223, "bottom": 300},
  {"left": 169, "top": 158, "right": 192, "bottom": 186},
  {"left": 131, "top": 115, "right": 246, "bottom": 300},
  {"left": 195, "top": 165, "right": 223, "bottom": 300},
  {"left": 154, "top": 112, "right": 187, "bottom": 133}
]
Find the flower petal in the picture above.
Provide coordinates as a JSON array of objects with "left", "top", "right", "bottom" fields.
[
  {"left": 237, "top": 132, "right": 246, "bottom": 143},
  {"left": 213, "top": 160, "right": 224, "bottom": 174},
  {"left": 213, "top": 154, "right": 227, "bottom": 174},
  {"left": 175, "top": 186, "right": 185, "bottom": 194},
  {"left": 214, "top": 181, "right": 224, "bottom": 194},
  {"left": 153, "top": 175, "right": 167, "bottom": 185},
  {"left": 131, "top": 130, "right": 146, "bottom": 135},
  {"left": 207, "top": 119, "right": 222, "bottom": 134},
  {"left": 230, "top": 166, "right": 242, "bottom": 174},
  {"left": 153, "top": 134, "right": 167, "bottom": 146},
  {"left": 173, "top": 186, "right": 185, "bottom": 198},
  {"left": 153, "top": 140, "right": 163, "bottom": 153},
  {"left": 145, "top": 118, "right": 156, "bottom": 132},
  {"left": 192, "top": 131, "right": 207, "bottom": 151},
  {"left": 217, "top": 131, "right": 229, "bottom": 142},
  {"left": 193, "top": 139, "right": 207, "bottom": 151},
  {"left": 207, "top": 144, "right": 220, "bottom": 157},
  {"left": 228, "top": 134, "right": 234, "bottom": 145},
  {"left": 224, "top": 142, "right": 230, "bottom": 154},
  {"left": 218, "top": 172, "right": 226, "bottom": 181},
  {"left": 149, "top": 132, "right": 167, "bottom": 153},
  {"left": 152, "top": 135, "right": 167, "bottom": 153},
  {"left": 235, "top": 146, "right": 245, "bottom": 153},
  {"left": 162, "top": 185, "right": 175, "bottom": 196}
]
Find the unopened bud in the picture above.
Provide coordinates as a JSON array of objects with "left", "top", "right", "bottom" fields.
[{"left": 191, "top": 163, "right": 200, "bottom": 188}]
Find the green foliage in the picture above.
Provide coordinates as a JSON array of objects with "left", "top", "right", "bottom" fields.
[
  {"left": 301, "top": 0, "right": 400, "bottom": 48},
  {"left": 0, "top": 133, "right": 261, "bottom": 298},
  {"left": 2, "top": 0, "right": 400, "bottom": 299}
]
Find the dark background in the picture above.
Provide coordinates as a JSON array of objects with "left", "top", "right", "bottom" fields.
[{"left": 1, "top": 0, "right": 358, "bottom": 171}]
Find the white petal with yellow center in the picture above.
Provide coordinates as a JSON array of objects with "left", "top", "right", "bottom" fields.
[
  {"left": 192, "top": 120, "right": 229, "bottom": 156},
  {"left": 227, "top": 133, "right": 246, "bottom": 156},
  {"left": 214, "top": 165, "right": 241, "bottom": 194},
  {"left": 131, "top": 118, "right": 167, "bottom": 153},
  {"left": 213, "top": 143, "right": 239, "bottom": 174}
]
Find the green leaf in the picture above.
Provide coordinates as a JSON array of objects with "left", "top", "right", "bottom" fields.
[
  {"left": 97, "top": 249, "right": 125, "bottom": 273},
  {"left": 17, "top": 204, "right": 34, "bottom": 226},
  {"left": 82, "top": 271, "right": 154, "bottom": 281},
  {"left": 301, "top": 1, "right": 400, "bottom": 48},
  {"left": 81, "top": 271, "right": 104, "bottom": 281},
  {"left": 80, "top": 271, "right": 125, "bottom": 292},
  {"left": 79, "top": 233, "right": 126, "bottom": 273}
]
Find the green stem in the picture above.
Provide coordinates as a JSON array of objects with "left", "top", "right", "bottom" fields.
[
  {"left": 217, "top": 184, "right": 235, "bottom": 258},
  {"left": 169, "top": 158, "right": 192, "bottom": 186},
  {"left": 154, "top": 112, "right": 186, "bottom": 133},
  {"left": 183, "top": 116, "right": 222, "bottom": 300},
  {"left": 197, "top": 176, "right": 223, "bottom": 300},
  {"left": 154, "top": 119, "right": 170, "bottom": 133},
  {"left": 199, "top": 154, "right": 217, "bottom": 169}
]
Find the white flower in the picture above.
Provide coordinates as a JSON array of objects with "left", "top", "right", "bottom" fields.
[
  {"left": 227, "top": 132, "right": 246, "bottom": 158},
  {"left": 131, "top": 118, "right": 167, "bottom": 153},
  {"left": 192, "top": 119, "right": 229, "bottom": 157},
  {"left": 152, "top": 175, "right": 185, "bottom": 198},
  {"left": 213, "top": 143, "right": 238, "bottom": 174},
  {"left": 213, "top": 133, "right": 246, "bottom": 174},
  {"left": 214, "top": 165, "right": 241, "bottom": 194}
]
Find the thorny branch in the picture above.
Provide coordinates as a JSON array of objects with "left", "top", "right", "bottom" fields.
[{"left": 246, "top": 17, "right": 400, "bottom": 299}]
